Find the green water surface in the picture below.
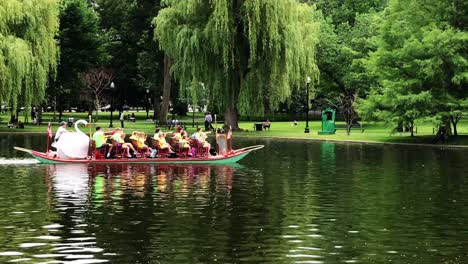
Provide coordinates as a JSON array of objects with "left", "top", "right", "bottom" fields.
[{"left": 0, "top": 135, "right": 467, "bottom": 263}]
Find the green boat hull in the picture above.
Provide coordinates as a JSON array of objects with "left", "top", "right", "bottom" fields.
[{"left": 14, "top": 146, "right": 263, "bottom": 165}]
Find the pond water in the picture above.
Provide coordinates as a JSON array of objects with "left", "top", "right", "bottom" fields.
[{"left": 0, "top": 134, "right": 467, "bottom": 263}]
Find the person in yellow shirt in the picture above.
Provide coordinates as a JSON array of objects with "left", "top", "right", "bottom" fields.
[
  {"left": 154, "top": 128, "right": 173, "bottom": 153},
  {"left": 178, "top": 131, "right": 191, "bottom": 156},
  {"left": 108, "top": 128, "right": 136, "bottom": 158},
  {"left": 129, "top": 131, "right": 151, "bottom": 155}
]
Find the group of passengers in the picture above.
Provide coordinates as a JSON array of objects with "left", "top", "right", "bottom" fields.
[
  {"left": 92, "top": 125, "right": 211, "bottom": 159},
  {"left": 92, "top": 127, "right": 138, "bottom": 158},
  {"left": 152, "top": 126, "right": 211, "bottom": 157}
]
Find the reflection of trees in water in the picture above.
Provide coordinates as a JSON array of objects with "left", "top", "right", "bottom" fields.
[
  {"left": 1, "top": 134, "right": 45, "bottom": 157},
  {"left": 0, "top": 166, "right": 54, "bottom": 252},
  {"left": 86, "top": 164, "right": 235, "bottom": 199},
  {"left": 42, "top": 163, "right": 238, "bottom": 262},
  {"left": 79, "top": 164, "right": 238, "bottom": 262}
]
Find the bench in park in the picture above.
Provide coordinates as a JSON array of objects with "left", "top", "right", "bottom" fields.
[
  {"left": 335, "top": 123, "right": 365, "bottom": 134},
  {"left": 155, "top": 120, "right": 186, "bottom": 130},
  {"left": 253, "top": 122, "right": 271, "bottom": 131}
]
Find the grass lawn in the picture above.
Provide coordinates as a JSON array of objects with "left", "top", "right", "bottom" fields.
[
  {"left": 236, "top": 120, "right": 468, "bottom": 145},
  {"left": 1, "top": 111, "right": 467, "bottom": 146}
]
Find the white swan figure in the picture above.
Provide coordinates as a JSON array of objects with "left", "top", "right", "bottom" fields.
[{"left": 56, "top": 119, "right": 90, "bottom": 159}]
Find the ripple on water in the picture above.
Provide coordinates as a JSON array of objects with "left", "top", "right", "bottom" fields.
[
  {"left": 286, "top": 254, "right": 323, "bottom": 258},
  {"left": 7, "top": 258, "right": 32, "bottom": 262},
  {"left": 34, "top": 235, "right": 61, "bottom": 240},
  {"left": 0, "top": 158, "right": 39, "bottom": 165},
  {"left": 63, "top": 260, "right": 109, "bottom": 263},
  {"left": 297, "top": 247, "right": 322, "bottom": 251},
  {"left": 32, "top": 254, "right": 66, "bottom": 258},
  {"left": 57, "top": 248, "right": 104, "bottom": 254},
  {"left": 19, "top": 243, "right": 47, "bottom": 248},
  {"left": 71, "top": 230, "right": 86, "bottom": 234},
  {"left": 43, "top": 224, "right": 63, "bottom": 229},
  {"left": 291, "top": 261, "right": 324, "bottom": 264},
  {"left": 54, "top": 242, "right": 97, "bottom": 247},
  {"left": 0, "top": 252, "right": 23, "bottom": 256},
  {"left": 67, "top": 237, "right": 96, "bottom": 241},
  {"left": 64, "top": 254, "right": 95, "bottom": 259}
]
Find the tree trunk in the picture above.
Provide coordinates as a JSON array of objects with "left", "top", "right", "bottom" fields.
[
  {"left": 410, "top": 121, "right": 414, "bottom": 137},
  {"left": 58, "top": 99, "right": 63, "bottom": 122},
  {"left": 224, "top": 106, "right": 239, "bottom": 131},
  {"left": 153, "top": 93, "right": 160, "bottom": 121},
  {"left": 443, "top": 117, "right": 452, "bottom": 135},
  {"left": 87, "top": 105, "right": 93, "bottom": 118},
  {"left": 160, "top": 54, "right": 172, "bottom": 124},
  {"left": 450, "top": 115, "right": 459, "bottom": 136},
  {"left": 94, "top": 93, "right": 100, "bottom": 122},
  {"left": 37, "top": 107, "right": 43, "bottom": 126},
  {"left": 53, "top": 96, "right": 57, "bottom": 122}
]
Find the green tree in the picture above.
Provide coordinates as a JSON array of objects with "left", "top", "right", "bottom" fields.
[
  {"left": 312, "top": 1, "right": 385, "bottom": 124},
  {"left": 0, "top": 0, "right": 59, "bottom": 112},
  {"left": 53, "top": 0, "right": 104, "bottom": 121},
  {"left": 357, "top": 0, "right": 468, "bottom": 137},
  {"left": 314, "top": 0, "right": 387, "bottom": 27},
  {"left": 133, "top": 0, "right": 166, "bottom": 122},
  {"left": 154, "top": 0, "right": 320, "bottom": 129},
  {"left": 95, "top": 0, "right": 139, "bottom": 108}
]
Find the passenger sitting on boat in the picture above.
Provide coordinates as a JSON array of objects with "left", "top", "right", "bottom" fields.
[
  {"left": 92, "top": 126, "right": 111, "bottom": 156},
  {"left": 129, "top": 131, "right": 151, "bottom": 155},
  {"left": 192, "top": 127, "right": 211, "bottom": 151},
  {"left": 154, "top": 128, "right": 173, "bottom": 152},
  {"left": 178, "top": 131, "right": 191, "bottom": 155},
  {"left": 172, "top": 126, "right": 183, "bottom": 141},
  {"left": 107, "top": 128, "right": 136, "bottom": 158}
]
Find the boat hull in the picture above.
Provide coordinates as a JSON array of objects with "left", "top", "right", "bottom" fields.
[{"left": 14, "top": 145, "right": 264, "bottom": 165}]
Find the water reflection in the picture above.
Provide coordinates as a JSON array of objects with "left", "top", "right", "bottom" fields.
[
  {"left": 0, "top": 163, "right": 240, "bottom": 263},
  {"left": 1, "top": 136, "right": 467, "bottom": 263}
]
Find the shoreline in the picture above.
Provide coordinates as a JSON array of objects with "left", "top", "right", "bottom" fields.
[
  {"left": 235, "top": 135, "right": 468, "bottom": 149},
  {"left": 2, "top": 131, "right": 467, "bottom": 149}
]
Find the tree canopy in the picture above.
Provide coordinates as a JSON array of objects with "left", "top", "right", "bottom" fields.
[
  {"left": 155, "top": 0, "right": 320, "bottom": 128},
  {"left": 0, "top": 0, "right": 59, "bottom": 111},
  {"left": 51, "top": 0, "right": 104, "bottom": 119},
  {"left": 357, "top": 0, "right": 468, "bottom": 135}
]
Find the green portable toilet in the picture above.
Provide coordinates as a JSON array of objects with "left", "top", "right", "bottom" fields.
[{"left": 318, "top": 107, "right": 336, "bottom": 135}]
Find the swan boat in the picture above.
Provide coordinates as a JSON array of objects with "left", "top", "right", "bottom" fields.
[
  {"left": 14, "top": 145, "right": 264, "bottom": 165},
  {"left": 14, "top": 119, "right": 264, "bottom": 165}
]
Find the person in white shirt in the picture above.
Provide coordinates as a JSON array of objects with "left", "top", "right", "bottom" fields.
[
  {"left": 119, "top": 112, "right": 125, "bottom": 128},
  {"left": 54, "top": 121, "right": 68, "bottom": 142},
  {"left": 204, "top": 112, "right": 213, "bottom": 131}
]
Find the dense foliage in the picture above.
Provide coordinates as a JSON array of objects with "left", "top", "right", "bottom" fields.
[
  {"left": 51, "top": 0, "right": 104, "bottom": 119},
  {"left": 357, "top": 0, "right": 468, "bottom": 135},
  {"left": 154, "top": 0, "right": 320, "bottom": 128},
  {"left": 0, "top": 0, "right": 466, "bottom": 138},
  {"left": 96, "top": 0, "right": 162, "bottom": 110},
  {"left": 0, "top": 0, "right": 59, "bottom": 111}
]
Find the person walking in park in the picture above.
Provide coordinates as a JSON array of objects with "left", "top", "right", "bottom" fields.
[
  {"left": 204, "top": 112, "right": 213, "bottom": 131},
  {"left": 119, "top": 111, "right": 125, "bottom": 128}
]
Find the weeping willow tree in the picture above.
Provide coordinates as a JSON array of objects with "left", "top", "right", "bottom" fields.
[
  {"left": 0, "top": 0, "right": 59, "bottom": 113},
  {"left": 155, "top": 0, "right": 320, "bottom": 129}
]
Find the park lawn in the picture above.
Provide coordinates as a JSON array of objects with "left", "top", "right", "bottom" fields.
[
  {"left": 235, "top": 120, "right": 468, "bottom": 145},
  {"left": 1, "top": 111, "right": 467, "bottom": 146}
]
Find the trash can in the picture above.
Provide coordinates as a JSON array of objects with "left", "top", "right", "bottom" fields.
[{"left": 318, "top": 107, "right": 336, "bottom": 135}]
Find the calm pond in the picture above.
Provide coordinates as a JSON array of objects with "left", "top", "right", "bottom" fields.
[{"left": 0, "top": 134, "right": 467, "bottom": 263}]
